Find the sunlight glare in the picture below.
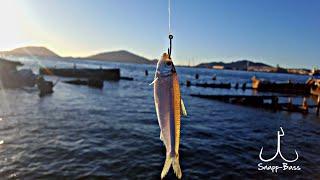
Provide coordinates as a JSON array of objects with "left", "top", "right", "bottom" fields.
[{"left": 0, "top": 0, "right": 24, "bottom": 50}]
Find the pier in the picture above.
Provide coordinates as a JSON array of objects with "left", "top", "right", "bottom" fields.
[
  {"left": 190, "top": 94, "right": 317, "bottom": 115},
  {"left": 63, "top": 79, "right": 104, "bottom": 89},
  {"left": 187, "top": 81, "right": 311, "bottom": 95},
  {"left": 40, "top": 68, "right": 121, "bottom": 81},
  {"left": 253, "top": 82, "right": 310, "bottom": 95}
]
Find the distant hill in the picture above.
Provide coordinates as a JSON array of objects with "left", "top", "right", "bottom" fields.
[
  {"left": 196, "top": 60, "right": 272, "bottom": 70},
  {"left": 0, "top": 46, "right": 61, "bottom": 58},
  {"left": 85, "top": 50, "right": 153, "bottom": 64},
  {"left": 0, "top": 46, "right": 156, "bottom": 65}
]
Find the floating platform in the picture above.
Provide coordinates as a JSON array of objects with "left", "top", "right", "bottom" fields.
[{"left": 40, "top": 68, "right": 120, "bottom": 81}]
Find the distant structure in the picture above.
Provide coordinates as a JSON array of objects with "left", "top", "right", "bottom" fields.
[
  {"left": 212, "top": 65, "right": 224, "bottom": 70},
  {"left": 275, "top": 64, "right": 288, "bottom": 73}
]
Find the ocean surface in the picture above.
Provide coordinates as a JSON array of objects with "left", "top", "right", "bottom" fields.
[{"left": 0, "top": 57, "right": 320, "bottom": 179}]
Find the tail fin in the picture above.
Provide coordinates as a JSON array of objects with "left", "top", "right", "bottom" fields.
[
  {"left": 173, "top": 156, "right": 182, "bottom": 179},
  {"left": 161, "top": 156, "right": 182, "bottom": 179}
]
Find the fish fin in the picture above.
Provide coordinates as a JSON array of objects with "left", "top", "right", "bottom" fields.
[
  {"left": 161, "top": 156, "right": 172, "bottom": 179},
  {"left": 173, "top": 155, "right": 182, "bottom": 179},
  {"left": 160, "top": 132, "right": 163, "bottom": 141},
  {"left": 161, "top": 155, "right": 182, "bottom": 179},
  {"left": 180, "top": 99, "right": 187, "bottom": 116},
  {"left": 149, "top": 77, "right": 158, "bottom": 85}
]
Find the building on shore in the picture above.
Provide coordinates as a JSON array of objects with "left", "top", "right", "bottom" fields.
[{"left": 212, "top": 65, "right": 224, "bottom": 70}]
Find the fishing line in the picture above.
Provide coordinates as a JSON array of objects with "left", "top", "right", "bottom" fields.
[
  {"left": 167, "top": 0, "right": 173, "bottom": 59},
  {"left": 168, "top": 0, "right": 171, "bottom": 34}
]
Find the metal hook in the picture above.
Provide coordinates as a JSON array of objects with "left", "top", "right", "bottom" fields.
[{"left": 168, "top": 34, "right": 173, "bottom": 59}]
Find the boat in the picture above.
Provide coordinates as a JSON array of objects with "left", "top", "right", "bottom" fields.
[{"left": 306, "top": 69, "right": 320, "bottom": 96}]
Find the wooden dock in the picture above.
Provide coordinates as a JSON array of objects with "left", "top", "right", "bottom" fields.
[
  {"left": 194, "top": 83, "right": 231, "bottom": 89},
  {"left": 187, "top": 81, "right": 311, "bottom": 95},
  {"left": 190, "top": 94, "right": 310, "bottom": 114},
  {"left": 40, "top": 68, "right": 120, "bottom": 81},
  {"left": 254, "top": 82, "right": 310, "bottom": 95},
  {"left": 63, "top": 79, "right": 104, "bottom": 89}
]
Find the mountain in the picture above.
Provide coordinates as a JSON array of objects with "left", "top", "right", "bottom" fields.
[
  {"left": 85, "top": 50, "right": 153, "bottom": 64},
  {"left": 0, "top": 47, "right": 154, "bottom": 64},
  {"left": 0, "top": 46, "right": 61, "bottom": 58},
  {"left": 196, "top": 60, "right": 272, "bottom": 70}
]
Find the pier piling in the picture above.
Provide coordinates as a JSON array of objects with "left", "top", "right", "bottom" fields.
[
  {"left": 195, "top": 73, "right": 199, "bottom": 79},
  {"left": 235, "top": 83, "right": 239, "bottom": 89},
  {"left": 242, "top": 83, "right": 247, "bottom": 90},
  {"left": 186, "top": 80, "right": 191, "bottom": 87}
]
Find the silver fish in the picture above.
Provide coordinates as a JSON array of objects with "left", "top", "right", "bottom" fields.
[{"left": 152, "top": 53, "right": 187, "bottom": 179}]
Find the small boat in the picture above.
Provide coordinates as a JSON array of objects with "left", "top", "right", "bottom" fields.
[{"left": 306, "top": 69, "right": 320, "bottom": 96}]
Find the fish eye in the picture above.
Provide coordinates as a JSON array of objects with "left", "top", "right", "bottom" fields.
[{"left": 166, "top": 61, "right": 172, "bottom": 66}]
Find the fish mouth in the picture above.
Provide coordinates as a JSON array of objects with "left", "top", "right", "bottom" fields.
[
  {"left": 164, "top": 60, "right": 176, "bottom": 73},
  {"left": 171, "top": 63, "right": 176, "bottom": 73}
]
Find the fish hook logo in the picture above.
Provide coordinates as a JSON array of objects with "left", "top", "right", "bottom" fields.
[{"left": 259, "top": 127, "right": 299, "bottom": 163}]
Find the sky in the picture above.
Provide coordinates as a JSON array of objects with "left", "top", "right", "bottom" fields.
[{"left": 0, "top": 0, "right": 319, "bottom": 68}]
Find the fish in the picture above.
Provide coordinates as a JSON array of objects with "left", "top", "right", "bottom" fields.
[{"left": 152, "top": 53, "right": 187, "bottom": 179}]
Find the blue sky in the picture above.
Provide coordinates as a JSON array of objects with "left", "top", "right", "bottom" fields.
[{"left": 1, "top": 0, "right": 319, "bottom": 68}]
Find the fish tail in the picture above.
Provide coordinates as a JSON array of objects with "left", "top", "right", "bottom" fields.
[
  {"left": 161, "top": 155, "right": 182, "bottom": 179},
  {"left": 173, "top": 155, "right": 182, "bottom": 179},
  {"left": 161, "top": 156, "right": 172, "bottom": 179}
]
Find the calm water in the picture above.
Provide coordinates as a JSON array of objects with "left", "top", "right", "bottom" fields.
[{"left": 0, "top": 57, "right": 320, "bottom": 179}]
